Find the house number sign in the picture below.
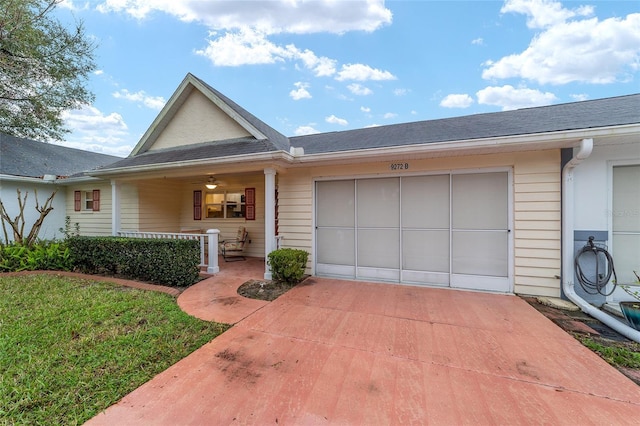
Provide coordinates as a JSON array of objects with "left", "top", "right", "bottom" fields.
[{"left": 390, "top": 162, "right": 409, "bottom": 171}]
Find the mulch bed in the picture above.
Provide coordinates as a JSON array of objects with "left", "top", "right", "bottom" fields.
[{"left": 237, "top": 279, "right": 297, "bottom": 301}]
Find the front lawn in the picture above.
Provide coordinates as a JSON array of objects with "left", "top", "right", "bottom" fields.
[{"left": 0, "top": 274, "right": 229, "bottom": 425}]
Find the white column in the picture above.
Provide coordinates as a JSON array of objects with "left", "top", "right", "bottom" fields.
[
  {"left": 206, "top": 229, "right": 220, "bottom": 274},
  {"left": 264, "top": 168, "right": 277, "bottom": 280},
  {"left": 111, "top": 180, "right": 121, "bottom": 236}
]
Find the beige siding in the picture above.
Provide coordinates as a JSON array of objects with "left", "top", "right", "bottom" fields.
[
  {"left": 276, "top": 149, "right": 562, "bottom": 297},
  {"left": 277, "top": 171, "right": 313, "bottom": 253},
  {"left": 65, "top": 183, "right": 113, "bottom": 236},
  {"left": 137, "top": 180, "right": 183, "bottom": 232},
  {"left": 151, "top": 90, "right": 252, "bottom": 151},
  {"left": 119, "top": 183, "right": 139, "bottom": 231},
  {"left": 513, "top": 150, "right": 562, "bottom": 297}
]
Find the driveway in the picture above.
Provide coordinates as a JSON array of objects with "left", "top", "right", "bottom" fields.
[{"left": 87, "top": 277, "right": 640, "bottom": 424}]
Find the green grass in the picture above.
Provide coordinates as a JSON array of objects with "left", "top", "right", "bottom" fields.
[
  {"left": 0, "top": 274, "right": 229, "bottom": 425},
  {"left": 574, "top": 334, "right": 640, "bottom": 369}
]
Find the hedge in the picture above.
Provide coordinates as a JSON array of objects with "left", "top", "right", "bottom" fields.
[{"left": 67, "top": 236, "right": 201, "bottom": 287}]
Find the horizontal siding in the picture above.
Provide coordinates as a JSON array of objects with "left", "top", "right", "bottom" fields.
[
  {"left": 65, "top": 183, "right": 113, "bottom": 236},
  {"left": 513, "top": 150, "right": 561, "bottom": 297},
  {"left": 138, "top": 180, "right": 182, "bottom": 232},
  {"left": 119, "top": 183, "right": 139, "bottom": 231},
  {"left": 276, "top": 170, "right": 313, "bottom": 267}
]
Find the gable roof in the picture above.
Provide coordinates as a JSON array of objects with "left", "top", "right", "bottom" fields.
[
  {"left": 292, "top": 94, "right": 640, "bottom": 154},
  {"left": 129, "top": 73, "right": 290, "bottom": 157},
  {"left": 0, "top": 133, "right": 121, "bottom": 179}
]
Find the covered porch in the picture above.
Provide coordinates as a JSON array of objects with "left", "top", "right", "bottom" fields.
[{"left": 109, "top": 167, "right": 280, "bottom": 279}]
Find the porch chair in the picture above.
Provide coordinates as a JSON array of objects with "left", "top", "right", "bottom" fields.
[{"left": 219, "top": 226, "right": 249, "bottom": 261}]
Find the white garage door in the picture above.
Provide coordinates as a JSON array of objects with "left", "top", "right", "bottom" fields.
[{"left": 315, "top": 171, "right": 512, "bottom": 292}]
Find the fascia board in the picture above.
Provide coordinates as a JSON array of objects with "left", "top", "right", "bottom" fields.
[
  {"left": 290, "top": 125, "right": 640, "bottom": 165},
  {"left": 0, "top": 175, "right": 46, "bottom": 184},
  {"left": 87, "top": 151, "right": 292, "bottom": 178}
]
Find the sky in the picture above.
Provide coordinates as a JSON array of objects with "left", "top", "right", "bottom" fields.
[{"left": 54, "top": 0, "right": 640, "bottom": 158}]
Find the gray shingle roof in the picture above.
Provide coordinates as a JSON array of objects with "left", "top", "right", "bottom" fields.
[
  {"left": 0, "top": 133, "right": 121, "bottom": 178},
  {"left": 102, "top": 138, "right": 278, "bottom": 170},
  {"left": 95, "top": 91, "right": 640, "bottom": 173},
  {"left": 291, "top": 94, "right": 640, "bottom": 154}
]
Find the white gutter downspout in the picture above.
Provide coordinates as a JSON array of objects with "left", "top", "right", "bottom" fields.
[{"left": 562, "top": 138, "right": 640, "bottom": 343}]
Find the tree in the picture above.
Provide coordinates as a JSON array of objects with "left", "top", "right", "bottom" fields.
[
  {"left": 0, "top": 188, "right": 57, "bottom": 246},
  {"left": 0, "top": 0, "right": 96, "bottom": 141}
]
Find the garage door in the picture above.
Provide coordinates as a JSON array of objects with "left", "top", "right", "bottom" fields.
[{"left": 315, "top": 171, "right": 512, "bottom": 292}]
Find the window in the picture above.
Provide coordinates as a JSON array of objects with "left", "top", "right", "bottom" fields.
[
  {"left": 205, "top": 190, "right": 246, "bottom": 219},
  {"left": 612, "top": 165, "right": 640, "bottom": 284},
  {"left": 74, "top": 190, "right": 100, "bottom": 212}
]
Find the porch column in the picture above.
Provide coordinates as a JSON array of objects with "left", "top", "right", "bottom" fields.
[
  {"left": 264, "top": 168, "right": 277, "bottom": 280},
  {"left": 206, "top": 229, "right": 220, "bottom": 274},
  {"left": 111, "top": 180, "right": 121, "bottom": 236}
]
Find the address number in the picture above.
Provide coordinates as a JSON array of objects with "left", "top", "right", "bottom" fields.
[{"left": 390, "top": 163, "right": 409, "bottom": 170}]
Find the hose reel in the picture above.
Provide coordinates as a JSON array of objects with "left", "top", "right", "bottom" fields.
[{"left": 574, "top": 236, "right": 617, "bottom": 296}]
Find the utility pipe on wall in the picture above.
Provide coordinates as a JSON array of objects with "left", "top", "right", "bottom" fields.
[{"left": 562, "top": 138, "right": 640, "bottom": 343}]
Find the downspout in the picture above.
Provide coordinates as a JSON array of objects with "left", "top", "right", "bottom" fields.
[{"left": 562, "top": 138, "right": 640, "bottom": 343}]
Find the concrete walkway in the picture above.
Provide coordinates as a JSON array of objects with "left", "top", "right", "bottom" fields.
[{"left": 86, "top": 263, "right": 640, "bottom": 425}]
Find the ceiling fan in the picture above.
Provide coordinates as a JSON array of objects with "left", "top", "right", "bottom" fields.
[{"left": 205, "top": 176, "right": 218, "bottom": 189}]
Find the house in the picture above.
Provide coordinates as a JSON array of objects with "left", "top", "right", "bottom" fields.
[
  {"left": 0, "top": 133, "right": 121, "bottom": 243},
  {"left": 59, "top": 74, "right": 638, "bottom": 304}
]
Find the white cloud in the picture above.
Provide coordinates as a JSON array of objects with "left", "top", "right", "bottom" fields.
[
  {"left": 326, "top": 115, "right": 348, "bottom": 126},
  {"left": 336, "top": 63, "right": 396, "bottom": 81},
  {"left": 440, "top": 94, "right": 474, "bottom": 108},
  {"left": 113, "top": 89, "right": 166, "bottom": 110},
  {"left": 472, "top": 38, "right": 484, "bottom": 45},
  {"left": 570, "top": 93, "right": 590, "bottom": 102},
  {"left": 97, "top": 0, "right": 392, "bottom": 35},
  {"left": 360, "top": 106, "right": 371, "bottom": 113},
  {"left": 393, "top": 88, "right": 408, "bottom": 96},
  {"left": 196, "top": 29, "right": 292, "bottom": 66},
  {"left": 297, "top": 49, "right": 337, "bottom": 77},
  {"left": 476, "top": 85, "right": 557, "bottom": 110},
  {"left": 347, "top": 83, "right": 373, "bottom": 96},
  {"left": 383, "top": 112, "right": 397, "bottom": 119},
  {"left": 500, "top": 0, "right": 593, "bottom": 30},
  {"left": 484, "top": 3, "right": 640, "bottom": 85},
  {"left": 290, "top": 82, "right": 312, "bottom": 100},
  {"left": 294, "top": 125, "right": 320, "bottom": 136},
  {"left": 61, "top": 105, "right": 132, "bottom": 156}
]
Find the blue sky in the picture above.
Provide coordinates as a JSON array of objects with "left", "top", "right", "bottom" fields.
[{"left": 55, "top": 0, "right": 640, "bottom": 157}]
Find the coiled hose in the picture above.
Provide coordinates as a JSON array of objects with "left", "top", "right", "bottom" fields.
[{"left": 574, "top": 236, "right": 617, "bottom": 296}]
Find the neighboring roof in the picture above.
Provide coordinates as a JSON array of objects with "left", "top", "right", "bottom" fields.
[
  {"left": 0, "top": 133, "right": 121, "bottom": 179},
  {"left": 292, "top": 94, "right": 640, "bottom": 154},
  {"left": 129, "top": 73, "right": 290, "bottom": 157}
]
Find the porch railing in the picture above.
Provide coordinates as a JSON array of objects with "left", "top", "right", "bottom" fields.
[{"left": 117, "top": 229, "right": 220, "bottom": 274}]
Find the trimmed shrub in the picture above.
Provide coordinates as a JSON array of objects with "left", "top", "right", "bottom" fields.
[
  {"left": 267, "top": 248, "right": 309, "bottom": 285},
  {"left": 0, "top": 241, "right": 72, "bottom": 272},
  {"left": 67, "top": 236, "right": 200, "bottom": 287}
]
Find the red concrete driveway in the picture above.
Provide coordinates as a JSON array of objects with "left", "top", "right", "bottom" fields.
[{"left": 87, "top": 277, "right": 640, "bottom": 425}]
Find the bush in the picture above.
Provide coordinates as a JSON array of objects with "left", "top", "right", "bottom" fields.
[
  {"left": 0, "top": 241, "right": 72, "bottom": 272},
  {"left": 267, "top": 248, "right": 309, "bottom": 285},
  {"left": 67, "top": 236, "right": 200, "bottom": 287}
]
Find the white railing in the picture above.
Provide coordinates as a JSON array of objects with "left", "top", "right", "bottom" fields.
[{"left": 117, "top": 229, "right": 220, "bottom": 274}]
